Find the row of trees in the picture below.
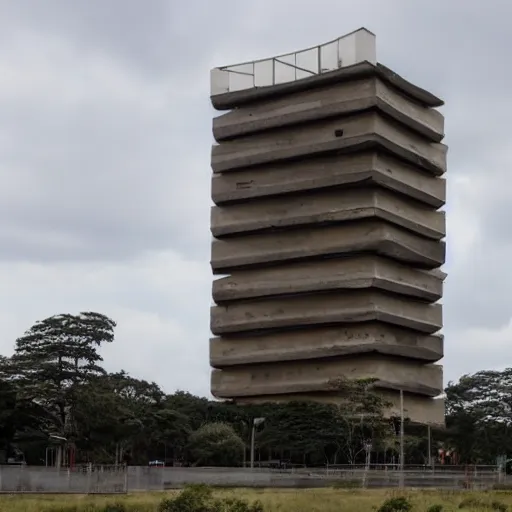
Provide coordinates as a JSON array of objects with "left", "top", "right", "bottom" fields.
[{"left": 0, "top": 312, "right": 508, "bottom": 467}]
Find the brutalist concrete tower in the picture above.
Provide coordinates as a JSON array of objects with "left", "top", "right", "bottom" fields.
[{"left": 209, "top": 29, "right": 447, "bottom": 425}]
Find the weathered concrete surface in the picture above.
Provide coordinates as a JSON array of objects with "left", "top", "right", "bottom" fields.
[
  {"left": 210, "top": 290, "right": 442, "bottom": 335},
  {"left": 214, "top": 76, "right": 444, "bottom": 142},
  {"left": 213, "top": 255, "right": 443, "bottom": 303},
  {"left": 212, "top": 152, "right": 446, "bottom": 209},
  {"left": 422, "top": 268, "right": 447, "bottom": 281},
  {"left": 234, "top": 391, "right": 445, "bottom": 426},
  {"left": 211, "top": 220, "right": 446, "bottom": 272},
  {"left": 211, "top": 187, "right": 445, "bottom": 240},
  {"left": 210, "top": 322, "right": 443, "bottom": 367},
  {"left": 211, "top": 356, "right": 443, "bottom": 397},
  {"left": 211, "top": 61, "right": 444, "bottom": 110},
  {"left": 211, "top": 111, "right": 447, "bottom": 176}
]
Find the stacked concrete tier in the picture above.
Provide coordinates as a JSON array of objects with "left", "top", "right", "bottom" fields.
[{"left": 209, "top": 61, "right": 447, "bottom": 425}]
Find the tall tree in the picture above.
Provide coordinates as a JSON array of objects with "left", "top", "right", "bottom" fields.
[
  {"left": 445, "top": 369, "right": 512, "bottom": 463},
  {"left": 4, "top": 312, "right": 116, "bottom": 440},
  {"left": 329, "top": 377, "right": 391, "bottom": 465},
  {"left": 187, "top": 422, "right": 244, "bottom": 467},
  {"left": 257, "top": 401, "right": 342, "bottom": 465}
]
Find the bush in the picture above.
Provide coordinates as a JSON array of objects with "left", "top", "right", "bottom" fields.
[
  {"left": 492, "top": 501, "right": 508, "bottom": 512},
  {"left": 187, "top": 423, "right": 245, "bottom": 467},
  {"left": 101, "top": 504, "right": 127, "bottom": 512},
  {"left": 158, "top": 485, "right": 264, "bottom": 512},
  {"left": 331, "top": 479, "right": 361, "bottom": 489},
  {"left": 427, "top": 505, "right": 443, "bottom": 512},
  {"left": 459, "top": 497, "right": 507, "bottom": 511},
  {"left": 493, "top": 483, "right": 512, "bottom": 490},
  {"left": 377, "top": 496, "right": 413, "bottom": 512},
  {"left": 159, "top": 484, "right": 213, "bottom": 512}
]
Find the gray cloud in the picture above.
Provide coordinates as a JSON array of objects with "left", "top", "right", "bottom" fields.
[{"left": 0, "top": 0, "right": 511, "bottom": 393}]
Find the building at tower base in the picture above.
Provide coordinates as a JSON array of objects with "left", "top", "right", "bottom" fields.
[{"left": 209, "top": 29, "right": 447, "bottom": 426}]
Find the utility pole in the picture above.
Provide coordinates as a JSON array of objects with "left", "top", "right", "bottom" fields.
[
  {"left": 250, "top": 418, "right": 265, "bottom": 469},
  {"left": 399, "top": 390, "right": 405, "bottom": 488}
]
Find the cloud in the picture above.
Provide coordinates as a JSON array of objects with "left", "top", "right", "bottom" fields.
[
  {"left": 446, "top": 318, "right": 512, "bottom": 383},
  {"left": 0, "top": 250, "right": 211, "bottom": 396},
  {"left": 0, "top": 0, "right": 511, "bottom": 396}
]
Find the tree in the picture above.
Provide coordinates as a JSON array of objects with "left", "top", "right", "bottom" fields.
[
  {"left": 3, "top": 312, "right": 116, "bottom": 442},
  {"left": 329, "top": 377, "right": 391, "bottom": 465},
  {"left": 4, "top": 310, "right": 512, "bottom": 469},
  {"left": 445, "top": 369, "right": 512, "bottom": 463},
  {"left": 187, "top": 423, "right": 244, "bottom": 467},
  {"left": 256, "top": 401, "right": 342, "bottom": 465}
]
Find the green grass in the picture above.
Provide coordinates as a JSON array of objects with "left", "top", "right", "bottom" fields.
[{"left": 1, "top": 488, "right": 512, "bottom": 512}]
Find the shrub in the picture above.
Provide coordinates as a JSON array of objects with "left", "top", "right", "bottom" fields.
[
  {"left": 101, "top": 504, "right": 127, "bottom": 512},
  {"left": 158, "top": 485, "right": 264, "bottom": 512},
  {"left": 491, "top": 501, "right": 508, "bottom": 512},
  {"left": 459, "top": 497, "right": 482, "bottom": 509},
  {"left": 493, "top": 483, "right": 512, "bottom": 490},
  {"left": 459, "top": 497, "right": 507, "bottom": 511},
  {"left": 331, "top": 479, "right": 361, "bottom": 489},
  {"left": 187, "top": 422, "right": 245, "bottom": 467},
  {"left": 159, "top": 484, "right": 213, "bottom": 512},
  {"left": 377, "top": 496, "right": 413, "bottom": 512},
  {"left": 427, "top": 505, "right": 443, "bottom": 512}
]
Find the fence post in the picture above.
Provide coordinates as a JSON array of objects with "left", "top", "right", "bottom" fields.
[
  {"left": 86, "top": 463, "right": 92, "bottom": 494},
  {"left": 135, "top": 466, "right": 141, "bottom": 491},
  {"left": 124, "top": 466, "right": 129, "bottom": 493}
]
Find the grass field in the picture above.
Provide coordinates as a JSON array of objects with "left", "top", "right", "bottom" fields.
[{"left": 1, "top": 488, "right": 512, "bottom": 512}]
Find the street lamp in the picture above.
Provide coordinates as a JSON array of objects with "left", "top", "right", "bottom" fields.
[
  {"left": 399, "top": 390, "right": 404, "bottom": 488},
  {"left": 250, "top": 417, "right": 265, "bottom": 469},
  {"left": 47, "top": 435, "right": 67, "bottom": 470}
]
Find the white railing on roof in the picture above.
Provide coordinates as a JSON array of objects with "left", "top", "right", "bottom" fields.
[{"left": 210, "top": 28, "right": 376, "bottom": 96}]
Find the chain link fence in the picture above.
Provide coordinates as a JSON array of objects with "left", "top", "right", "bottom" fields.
[
  {"left": 0, "top": 464, "right": 503, "bottom": 493},
  {"left": 0, "top": 465, "right": 127, "bottom": 494}
]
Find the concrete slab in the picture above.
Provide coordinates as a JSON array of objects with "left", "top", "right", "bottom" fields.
[
  {"left": 210, "top": 290, "right": 442, "bottom": 335},
  {"left": 213, "top": 255, "right": 443, "bottom": 303},
  {"left": 211, "top": 187, "right": 445, "bottom": 240},
  {"left": 211, "top": 220, "right": 446, "bottom": 273},
  {"left": 211, "top": 356, "right": 443, "bottom": 398},
  {"left": 210, "top": 322, "right": 443, "bottom": 367},
  {"left": 232, "top": 390, "right": 445, "bottom": 426},
  {"left": 211, "top": 61, "right": 444, "bottom": 110},
  {"left": 211, "top": 152, "right": 446, "bottom": 209},
  {"left": 213, "top": 76, "right": 444, "bottom": 142},
  {"left": 211, "top": 111, "right": 447, "bottom": 176}
]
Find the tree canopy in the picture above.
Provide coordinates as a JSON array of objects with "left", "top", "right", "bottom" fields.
[{"left": 0, "top": 311, "right": 508, "bottom": 467}]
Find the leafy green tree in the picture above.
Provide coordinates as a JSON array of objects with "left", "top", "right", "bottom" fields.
[
  {"left": 257, "top": 401, "right": 342, "bottom": 465},
  {"left": 187, "top": 422, "right": 244, "bottom": 467},
  {"left": 445, "top": 369, "right": 512, "bottom": 463},
  {"left": 329, "top": 377, "right": 391, "bottom": 465},
  {"left": 2, "top": 312, "right": 116, "bottom": 441}
]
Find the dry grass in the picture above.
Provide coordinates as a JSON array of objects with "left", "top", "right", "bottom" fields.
[{"left": 0, "top": 488, "right": 512, "bottom": 512}]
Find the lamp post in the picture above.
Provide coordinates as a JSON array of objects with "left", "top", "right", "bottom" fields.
[
  {"left": 250, "top": 417, "right": 265, "bottom": 469},
  {"left": 427, "top": 424, "right": 432, "bottom": 468},
  {"left": 399, "top": 390, "right": 404, "bottom": 488},
  {"left": 49, "top": 435, "right": 67, "bottom": 470}
]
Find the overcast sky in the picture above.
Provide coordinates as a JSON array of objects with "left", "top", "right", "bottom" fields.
[{"left": 0, "top": 0, "right": 510, "bottom": 397}]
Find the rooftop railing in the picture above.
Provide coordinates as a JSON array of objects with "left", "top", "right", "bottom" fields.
[{"left": 210, "top": 28, "right": 376, "bottom": 96}]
